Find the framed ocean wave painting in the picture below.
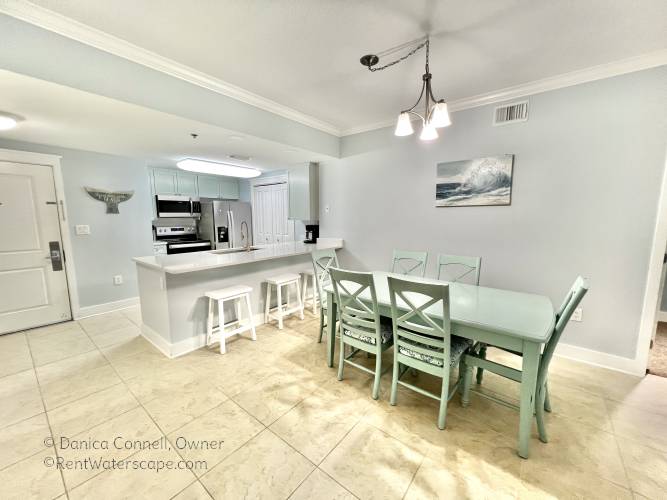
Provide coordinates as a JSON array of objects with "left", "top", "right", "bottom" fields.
[{"left": 435, "top": 155, "right": 514, "bottom": 207}]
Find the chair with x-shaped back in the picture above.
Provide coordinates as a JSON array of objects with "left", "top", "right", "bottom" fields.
[
  {"left": 391, "top": 250, "right": 428, "bottom": 277},
  {"left": 311, "top": 248, "right": 339, "bottom": 342}
]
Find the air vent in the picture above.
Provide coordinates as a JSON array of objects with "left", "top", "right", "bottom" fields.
[
  {"left": 228, "top": 154, "right": 251, "bottom": 161},
  {"left": 493, "top": 100, "right": 528, "bottom": 126}
]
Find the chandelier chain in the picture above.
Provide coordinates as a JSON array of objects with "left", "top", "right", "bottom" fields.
[{"left": 367, "top": 38, "right": 429, "bottom": 72}]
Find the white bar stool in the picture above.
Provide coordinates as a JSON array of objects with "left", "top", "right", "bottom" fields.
[
  {"left": 205, "top": 285, "right": 256, "bottom": 354},
  {"left": 301, "top": 269, "right": 319, "bottom": 314},
  {"left": 264, "top": 273, "right": 304, "bottom": 329}
]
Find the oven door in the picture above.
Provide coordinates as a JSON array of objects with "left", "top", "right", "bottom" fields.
[
  {"left": 156, "top": 195, "right": 193, "bottom": 218},
  {"left": 166, "top": 241, "right": 212, "bottom": 254}
]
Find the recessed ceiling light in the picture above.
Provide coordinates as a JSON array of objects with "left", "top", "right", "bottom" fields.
[
  {"left": 228, "top": 154, "right": 252, "bottom": 161},
  {"left": 177, "top": 158, "right": 261, "bottom": 178},
  {"left": 0, "top": 113, "right": 19, "bottom": 130}
]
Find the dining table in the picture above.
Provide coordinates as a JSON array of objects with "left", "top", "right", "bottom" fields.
[{"left": 323, "top": 271, "right": 555, "bottom": 459}]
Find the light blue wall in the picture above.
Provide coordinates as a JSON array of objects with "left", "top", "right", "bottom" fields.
[
  {"left": 321, "top": 67, "right": 667, "bottom": 359},
  {"left": 0, "top": 14, "right": 340, "bottom": 158},
  {"left": 0, "top": 138, "right": 153, "bottom": 308}
]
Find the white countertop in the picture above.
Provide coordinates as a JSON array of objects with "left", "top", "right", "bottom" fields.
[{"left": 133, "top": 238, "right": 343, "bottom": 274}]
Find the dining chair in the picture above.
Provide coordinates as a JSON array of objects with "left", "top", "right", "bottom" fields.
[
  {"left": 436, "top": 254, "right": 481, "bottom": 285},
  {"left": 311, "top": 248, "right": 339, "bottom": 342},
  {"left": 388, "top": 276, "right": 472, "bottom": 429},
  {"left": 330, "top": 268, "right": 393, "bottom": 400},
  {"left": 391, "top": 250, "right": 428, "bottom": 277},
  {"left": 461, "top": 276, "right": 589, "bottom": 443}
]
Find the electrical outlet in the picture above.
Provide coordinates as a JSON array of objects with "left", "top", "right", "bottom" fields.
[
  {"left": 75, "top": 224, "right": 90, "bottom": 235},
  {"left": 324, "top": 205, "right": 330, "bottom": 214},
  {"left": 113, "top": 275, "right": 123, "bottom": 285},
  {"left": 571, "top": 306, "right": 583, "bottom": 322}
]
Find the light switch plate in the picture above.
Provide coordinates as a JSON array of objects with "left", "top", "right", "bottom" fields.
[
  {"left": 75, "top": 224, "right": 90, "bottom": 235},
  {"left": 113, "top": 275, "right": 123, "bottom": 285},
  {"left": 571, "top": 307, "right": 583, "bottom": 322}
]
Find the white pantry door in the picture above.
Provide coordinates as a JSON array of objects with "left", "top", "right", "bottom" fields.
[
  {"left": 251, "top": 182, "right": 294, "bottom": 244},
  {"left": 0, "top": 161, "right": 72, "bottom": 334}
]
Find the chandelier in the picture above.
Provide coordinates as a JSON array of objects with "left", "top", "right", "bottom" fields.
[{"left": 360, "top": 36, "right": 451, "bottom": 141}]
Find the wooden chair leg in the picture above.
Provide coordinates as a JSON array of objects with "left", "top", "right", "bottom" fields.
[
  {"left": 295, "top": 279, "right": 304, "bottom": 320},
  {"left": 206, "top": 297, "right": 213, "bottom": 346},
  {"left": 276, "top": 284, "right": 284, "bottom": 330},
  {"left": 390, "top": 357, "right": 399, "bottom": 406},
  {"left": 438, "top": 366, "right": 451, "bottom": 430},
  {"left": 264, "top": 283, "right": 271, "bottom": 324},
  {"left": 318, "top": 310, "right": 325, "bottom": 343},
  {"left": 544, "top": 382, "right": 552, "bottom": 412},
  {"left": 476, "top": 344, "right": 487, "bottom": 384},
  {"left": 337, "top": 337, "right": 345, "bottom": 381},
  {"left": 371, "top": 347, "right": 382, "bottom": 400},
  {"left": 311, "top": 275, "right": 317, "bottom": 314},
  {"left": 245, "top": 294, "right": 257, "bottom": 341},
  {"left": 536, "top": 384, "right": 548, "bottom": 443},
  {"left": 218, "top": 299, "right": 226, "bottom": 355},
  {"left": 461, "top": 362, "right": 473, "bottom": 407}
]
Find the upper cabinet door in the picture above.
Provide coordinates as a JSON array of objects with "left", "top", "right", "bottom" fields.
[
  {"left": 198, "top": 175, "right": 220, "bottom": 198},
  {"left": 288, "top": 162, "right": 319, "bottom": 221},
  {"left": 153, "top": 169, "right": 178, "bottom": 195},
  {"left": 220, "top": 178, "right": 240, "bottom": 200},
  {"left": 176, "top": 172, "right": 198, "bottom": 196}
]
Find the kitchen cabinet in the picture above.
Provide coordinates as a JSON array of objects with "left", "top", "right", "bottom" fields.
[
  {"left": 152, "top": 169, "right": 178, "bottom": 195},
  {"left": 150, "top": 168, "right": 240, "bottom": 199},
  {"left": 220, "top": 178, "right": 240, "bottom": 200},
  {"left": 197, "top": 175, "right": 220, "bottom": 198},
  {"left": 288, "top": 162, "right": 319, "bottom": 221},
  {"left": 176, "top": 172, "right": 198, "bottom": 196}
]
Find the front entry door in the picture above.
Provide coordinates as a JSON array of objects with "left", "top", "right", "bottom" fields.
[{"left": 0, "top": 161, "right": 71, "bottom": 334}]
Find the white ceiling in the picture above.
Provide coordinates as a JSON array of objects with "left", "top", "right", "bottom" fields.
[
  {"left": 21, "top": 0, "right": 667, "bottom": 132},
  {"left": 0, "top": 70, "right": 332, "bottom": 169}
]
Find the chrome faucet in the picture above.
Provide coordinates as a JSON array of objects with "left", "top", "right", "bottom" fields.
[{"left": 240, "top": 221, "right": 250, "bottom": 251}]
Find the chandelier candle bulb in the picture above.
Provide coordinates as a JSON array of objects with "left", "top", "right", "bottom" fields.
[
  {"left": 430, "top": 102, "right": 451, "bottom": 128},
  {"left": 420, "top": 122, "right": 438, "bottom": 141},
  {"left": 394, "top": 112, "right": 414, "bottom": 136}
]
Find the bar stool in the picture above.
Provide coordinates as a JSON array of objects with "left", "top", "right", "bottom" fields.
[
  {"left": 264, "top": 273, "right": 304, "bottom": 329},
  {"left": 205, "top": 285, "right": 256, "bottom": 354},
  {"left": 301, "top": 269, "right": 319, "bottom": 314}
]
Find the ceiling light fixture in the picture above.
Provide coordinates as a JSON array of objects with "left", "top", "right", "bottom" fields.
[
  {"left": 360, "top": 36, "right": 451, "bottom": 141},
  {"left": 177, "top": 159, "right": 261, "bottom": 178},
  {"left": 0, "top": 112, "right": 19, "bottom": 130}
]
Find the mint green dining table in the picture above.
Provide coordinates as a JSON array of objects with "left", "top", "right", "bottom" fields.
[{"left": 324, "top": 271, "right": 555, "bottom": 459}]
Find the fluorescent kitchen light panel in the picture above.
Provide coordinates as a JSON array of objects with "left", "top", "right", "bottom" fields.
[{"left": 177, "top": 159, "right": 261, "bottom": 178}]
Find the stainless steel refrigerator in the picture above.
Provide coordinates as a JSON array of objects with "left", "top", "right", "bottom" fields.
[{"left": 199, "top": 200, "right": 253, "bottom": 249}]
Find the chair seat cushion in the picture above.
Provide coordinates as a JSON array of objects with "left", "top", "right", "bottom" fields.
[
  {"left": 343, "top": 318, "right": 393, "bottom": 345},
  {"left": 398, "top": 335, "right": 472, "bottom": 367}
]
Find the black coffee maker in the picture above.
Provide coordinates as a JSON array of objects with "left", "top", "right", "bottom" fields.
[{"left": 304, "top": 224, "right": 319, "bottom": 244}]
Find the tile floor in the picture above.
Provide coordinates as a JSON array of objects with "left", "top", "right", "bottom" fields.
[
  {"left": 648, "top": 322, "right": 667, "bottom": 378},
  {"left": 1, "top": 306, "right": 666, "bottom": 499}
]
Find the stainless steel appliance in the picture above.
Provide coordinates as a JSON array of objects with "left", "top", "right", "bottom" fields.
[
  {"left": 199, "top": 200, "right": 253, "bottom": 250},
  {"left": 304, "top": 224, "right": 319, "bottom": 244},
  {"left": 155, "top": 195, "right": 202, "bottom": 218},
  {"left": 154, "top": 225, "right": 212, "bottom": 254}
]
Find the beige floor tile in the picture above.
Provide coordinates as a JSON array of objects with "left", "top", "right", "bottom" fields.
[
  {"left": 125, "top": 366, "right": 204, "bottom": 404},
  {"left": 40, "top": 364, "right": 122, "bottom": 410},
  {"left": 200, "top": 429, "right": 314, "bottom": 499},
  {"left": 87, "top": 324, "right": 141, "bottom": 349},
  {"left": 78, "top": 312, "right": 134, "bottom": 335},
  {"left": 0, "top": 449, "right": 65, "bottom": 500},
  {"left": 28, "top": 327, "right": 97, "bottom": 366},
  {"left": 167, "top": 399, "right": 264, "bottom": 476},
  {"left": 144, "top": 385, "right": 228, "bottom": 434},
  {"left": 520, "top": 414, "right": 629, "bottom": 489},
  {"left": 107, "top": 348, "right": 187, "bottom": 380},
  {"left": 100, "top": 335, "right": 156, "bottom": 363},
  {"left": 56, "top": 406, "right": 163, "bottom": 489},
  {"left": 604, "top": 374, "right": 667, "bottom": 417},
  {"left": 0, "top": 369, "right": 44, "bottom": 428},
  {"left": 320, "top": 422, "right": 423, "bottom": 500},
  {"left": 0, "top": 413, "right": 50, "bottom": 470},
  {"left": 26, "top": 320, "right": 82, "bottom": 339},
  {"left": 607, "top": 400, "right": 667, "bottom": 453},
  {"left": 120, "top": 306, "right": 142, "bottom": 326},
  {"left": 48, "top": 383, "right": 139, "bottom": 439},
  {"left": 616, "top": 437, "right": 667, "bottom": 500},
  {"left": 36, "top": 350, "right": 109, "bottom": 385},
  {"left": 172, "top": 480, "right": 213, "bottom": 499},
  {"left": 68, "top": 447, "right": 195, "bottom": 500},
  {"left": 0, "top": 333, "right": 33, "bottom": 378},
  {"left": 290, "top": 469, "right": 356, "bottom": 500},
  {"left": 270, "top": 379, "right": 370, "bottom": 463},
  {"left": 233, "top": 368, "right": 323, "bottom": 425}
]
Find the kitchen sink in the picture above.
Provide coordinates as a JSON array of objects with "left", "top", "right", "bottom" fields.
[{"left": 210, "top": 246, "right": 262, "bottom": 254}]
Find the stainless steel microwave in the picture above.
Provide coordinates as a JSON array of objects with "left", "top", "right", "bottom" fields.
[{"left": 155, "top": 195, "right": 201, "bottom": 218}]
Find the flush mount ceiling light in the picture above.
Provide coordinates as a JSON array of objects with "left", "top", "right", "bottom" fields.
[
  {"left": 0, "top": 112, "right": 20, "bottom": 130},
  {"left": 360, "top": 36, "right": 451, "bottom": 141},
  {"left": 177, "top": 159, "right": 261, "bottom": 178}
]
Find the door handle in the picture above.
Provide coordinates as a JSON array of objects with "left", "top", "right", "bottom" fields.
[{"left": 47, "top": 241, "right": 64, "bottom": 271}]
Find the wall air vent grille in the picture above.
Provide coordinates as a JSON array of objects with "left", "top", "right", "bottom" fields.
[{"left": 493, "top": 100, "right": 529, "bottom": 126}]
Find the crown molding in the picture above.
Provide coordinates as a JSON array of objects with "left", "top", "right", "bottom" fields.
[
  {"left": 341, "top": 49, "right": 667, "bottom": 136},
  {"left": 3, "top": 2, "right": 665, "bottom": 139},
  {"left": 0, "top": 1, "right": 342, "bottom": 136}
]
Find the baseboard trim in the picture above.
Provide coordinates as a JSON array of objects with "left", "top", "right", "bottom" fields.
[
  {"left": 555, "top": 342, "right": 643, "bottom": 377},
  {"left": 140, "top": 323, "right": 172, "bottom": 358},
  {"left": 75, "top": 297, "right": 139, "bottom": 320}
]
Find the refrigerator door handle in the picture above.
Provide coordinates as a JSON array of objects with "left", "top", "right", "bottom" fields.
[{"left": 228, "top": 210, "right": 235, "bottom": 248}]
